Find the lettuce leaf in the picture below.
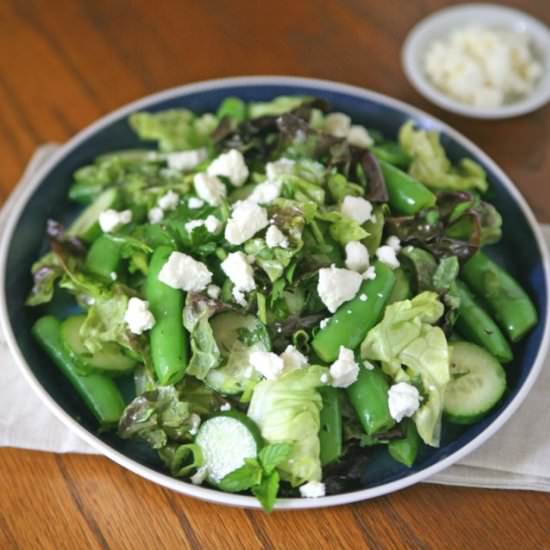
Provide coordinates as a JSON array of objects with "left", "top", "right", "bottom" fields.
[
  {"left": 247, "top": 365, "right": 327, "bottom": 485},
  {"left": 360, "top": 292, "right": 450, "bottom": 446},
  {"left": 248, "top": 96, "right": 311, "bottom": 119},
  {"left": 315, "top": 211, "right": 369, "bottom": 246},
  {"left": 399, "top": 121, "right": 488, "bottom": 193}
]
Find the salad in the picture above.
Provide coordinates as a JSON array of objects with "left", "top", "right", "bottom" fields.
[{"left": 27, "top": 95, "right": 538, "bottom": 511}]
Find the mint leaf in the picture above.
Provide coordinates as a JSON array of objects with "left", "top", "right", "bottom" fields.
[
  {"left": 218, "top": 459, "right": 262, "bottom": 493},
  {"left": 258, "top": 443, "right": 293, "bottom": 475},
  {"left": 252, "top": 471, "right": 280, "bottom": 513}
]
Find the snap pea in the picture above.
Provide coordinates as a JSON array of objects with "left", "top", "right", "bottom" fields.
[
  {"left": 454, "top": 280, "right": 513, "bottom": 363},
  {"left": 146, "top": 246, "right": 188, "bottom": 385},
  {"left": 346, "top": 367, "right": 394, "bottom": 436},
  {"left": 319, "top": 386, "right": 342, "bottom": 466},
  {"left": 388, "top": 419, "right": 420, "bottom": 467},
  {"left": 312, "top": 262, "right": 396, "bottom": 363},
  {"left": 32, "top": 316, "right": 125, "bottom": 426},
  {"left": 363, "top": 205, "right": 385, "bottom": 256},
  {"left": 84, "top": 235, "right": 122, "bottom": 281},
  {"left": 378, "top": 159, "right": 436, "bottom": 215},
  {"left": 372, "top": 142, "right": 411, "bottom": 170},
  {"left": 462, "top": 252, "right": 538, "bottom": 342},
  {"left": 388, "top": 268, "right": 412, "bottom": 304}
]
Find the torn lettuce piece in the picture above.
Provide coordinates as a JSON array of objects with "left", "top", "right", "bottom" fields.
[
  {"left": 361, "top": 292, "right": 450, "bottom": 446},
  {"left": 399, "top": 121, "right": 488, "bottom": 193},
  {"left": 247, "top": 365, "right": 327, "bottom": 485},
  {"left": 26, "top": 252, "right": 65, "bottom": 306},
  {"left": 316, "top": 210, "right": 369, "bottom": 246}
]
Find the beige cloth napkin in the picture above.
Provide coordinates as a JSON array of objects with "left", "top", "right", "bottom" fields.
[{"left": 1, "top": 146, "right": 549, "bottom": 491}]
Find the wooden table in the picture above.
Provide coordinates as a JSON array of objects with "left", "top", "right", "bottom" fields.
[{"left": 1, "top": 1, "right": 549, "bottom": 548}]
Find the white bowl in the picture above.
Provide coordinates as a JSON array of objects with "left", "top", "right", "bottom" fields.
[{"left": 402, "top": 3, "right": 550, "bottom": 119}]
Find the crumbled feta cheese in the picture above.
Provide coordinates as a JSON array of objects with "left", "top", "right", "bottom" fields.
[
  {"left": 250, "top": 351, "right": 285, "bottom": 380},
  {"left": 158, "top": 251, "right": 212, "bottom": 292},
  {"left": 363, "top": 266, "right": 377, "bottom": 280},
  {"left": 221, "top": 251, "right": 256, "bottom": 292},
  {"left": 363, "top": 360, "right": 375, "bottom": 370},
  {"left": 281, "top": 345, "right": 308, "bottom": 372},
  {"left": 359, "top": 294, "right": 368, "bottom": 302},
  {"left": 205, "top": 215, "right": 222, "bottom": 233},
  {"left": 206, "top": 284, "right": 221, "bottom": 299},
  {"left": 318, "top": 265, "right": 362, "bottom": 313},
  {"left": 188, "top": 197, "right": 205, "bottom": 209},
  {"left": 148, "top": 207, "right": 164, "bottom": 224},
  {"left": 185, "top": 219, "right": 205, "bottom": 233},
  {"left": 247, "top": 180, "right": 282, "bottom": 205},
  {"left": 265, "top": 225, "right": 289, "bottom": 249},
  {"left": 193, "top": 172, "right": 227, "bottom": 206},
  {"left": 341, "top": 196, "right": 373, "bottom": 225},
  {"left": 232, "top": 288, "right": 247, "bottom": 307},
  {"left": 299, "top": 481, "right": 326, "bottom": 498},
  {"left": 99, "top": 209, "right": 132, "bottom": 233},
  {"left": 266, "top": 158, "right": 295, "bottom": 181},
  {"left": 225, "top": 200, "right": 269, "bottom": 245},
  {"left": 386, "top": 235, "right": 401, "bottom": 253},
  {"left": 347, "top": 125, "right": 373, "bottom": 148},
  {"left": 166, "top": 148, "right": 208, "bottom": 171},
  {"left": 189, "top": 413, "right": 201, "bottom": 436},
  {"left": 320, "top": 317, "right": 330, "bottom": 330},
  {"left": 376, "top": 245, "right": 400, "bottom": 269},
  {"left": 388, "top": 382, "right": 422, "bottom": 422},
  {"left": 324, "top": 112, "right": 351, "bottom": 138},
  {"left": 158, "top": 190, "right": 179, "bottom": 211},
  {"left": 424, "top": 25, "right": 542, "bottom": 108},
  {"left": 124, "top": 297, "right": 155, "bottom": 335},
  {"left": 329, "top": 346, "right": 360, "bottom": 388},
  {"left": 207, "top": 149, "right": 249, "bottom": 187},
  {"left": 345, "top": 241, "right": 370, "bottom": 273},
  {"left": 220, "top": 402, "right": 231, "bottom": 412},
  {"left": 190, "top": 466, "right": 208, "bottom": 485}
]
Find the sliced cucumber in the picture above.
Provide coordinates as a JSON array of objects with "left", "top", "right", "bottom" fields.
[
  {"left": 205, "top": 312, "right": 270, "bottom": 395},
  {"left": 61, "top": 315, "right": 137, "bottom": 374},
  {"left": 444, "top": 341, "right": 506, "bottom": 425},
  {"left": 195, "top": 411, "right": 262, "bottom": 485},
  {"left": 67, "top": 188, "right": 119, "bottom": 243}
]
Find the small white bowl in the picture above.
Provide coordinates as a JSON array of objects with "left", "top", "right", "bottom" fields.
[{"left": 402, "top": 3, "right": 550, "bottom": 119}]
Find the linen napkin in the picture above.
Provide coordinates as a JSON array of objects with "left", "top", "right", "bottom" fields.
[{"left": 1, "top": 146, "right": 549, "bottom": 492}]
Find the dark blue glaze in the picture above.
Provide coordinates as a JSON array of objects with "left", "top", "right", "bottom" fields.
[{"left": 4, "top": 82, "right": 547, "bottom": 491}]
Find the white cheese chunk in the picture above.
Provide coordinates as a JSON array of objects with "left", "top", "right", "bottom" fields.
[
  {"left": 205, "top": 215, "right": 222, "bottom": 233},
  {"left": 247, "top": 180, "right": 281, "bottom": 205},
  {"left": 329, "top": 346, "right": 360, "bottom": 388},
  {"left": 376, "top": 245, "right": 400, "bottom": 269},
  {"left": 324, "top": 112, "right": 351, "bottom": 138},
  {"left": 193, "top": 172, "right": 227, "bottom": 206},
  {"left": 221, "top": 251, "right": 256, "bottom": 292},
  {"left": 207, "top": 149, "right": 249, "bottom": 187},
  {"left": 148, "top": 207, "right": 164, "bottom": 224},
  {"left": 345, "top": 241, "right": 370, "bottom": 273},
  {"left": 206, "top": 284, "right": 221, "bottom": 299},
  {"left": 166, "top": 148, "right": 207, "bottom": 171},
  {"left": 281, "top": 345, "right": 308, "bottom": 372},
  {"left": 158, "top": 251, "right": 212, "bottom": 292},
  {"left": 341, "top": 196, "right": 373, "bottom": 225},
  {"left": 99, "top": 209, "right": 132, "bottom": 233},
  {"left": 265, "top": 158, "right": 295, "bottom": 181},
  {"left": 386, "top": 235, "right": 402, "bottom": 253},
  {"left": 318, "top": 265, "right": 362, "bottom": 313},
  {"left": 188, "top": 197, "right": 205, "bottom": 209},
  {"left": 347, "top": 125, "right": 373, "bottom": 148},
  {"left": 363, "top": 265, "right": 377, "bottom": 280},
  {"left": 388, "top": 382, "right": 422, "bottom": 422},
  {"left": 185, "top": 219, "right": 205, "bottom": 233},
  {"left": 158, "top": 190, "right": 179, "bottom": 211},
  {"left": 265, "top": 225, "right": 289, "bottom": 249},
  {"left": 224, "top": 200, "right": 269, "bottom": 245},
  {"left": 124, "top": 297, "right": 155, "bottom": 335},
  {"left": 250, "top": 351, "right": 284, "bottom": 380},
  {"left": 299, "top": 481, "right": 326, "bottom": 498}
]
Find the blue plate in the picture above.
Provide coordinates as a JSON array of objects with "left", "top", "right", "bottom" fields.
[{"left": 1, "top": 77, "right": 548, "bottom": 509}]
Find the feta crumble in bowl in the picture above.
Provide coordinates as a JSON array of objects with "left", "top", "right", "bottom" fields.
[
  {"left": 0, "top": 77, "right": 548, "bottom": 513},
  {"left": 402, "top": 4, "right": 550, "bottom": 118}
]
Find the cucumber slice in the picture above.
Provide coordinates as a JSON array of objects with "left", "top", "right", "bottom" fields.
[
  {"left": 444, "top": 341, "right": 507, "bottom": 425},
  {"left": 205, "top": 312, "right": 270, "bottom": 395},
  {"left": 67, "top": 188, "right": 119, "bottom": 243},
  {"left": 195, "top": 411, "right": 262, "bottom": 484},
  {"left": 61, "top": 315, "right": 137, "bottom": 374}
]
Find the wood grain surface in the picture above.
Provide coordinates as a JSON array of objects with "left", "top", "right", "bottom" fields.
[{"left": 1, "top": 1, "right": 549, "bottom": 548}]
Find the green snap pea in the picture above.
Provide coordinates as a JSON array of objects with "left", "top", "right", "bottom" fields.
[
  {"left": 462, "top": 252, "right": 538, "bottom": 342},
  {"left": 312, "top": 262, "right": 396, "bottom": 363},
  {"left": 32, "top": 316, "right": 125, "bottom": 426},
  {"left": 319, "top": 386, "right": 343, "bottom": 466},
  {"left": 346, "top": 367, "right": 395, "bottom": 436},
  {"left": 378, "top": 159, "right": 436, "bottom": 215},
  {"left": 372, "top": 143, "right": 411, "bottom": 169},
  {"left": 388, "top": 419, "right": 420, "bottom": 467},
  {"left": 387, "top": 268, "right": 412, "bottom": 304},
  {"left": 454, "top": 280, "right": 513, "bottom": 363},
  {"left": 84, "top": 235, "right": 122, "bottom": 281},
  {"left": 363, "top": 205, "right": 386, "bottom": 256},
  {"left": 146, "top": 246, "right": 188, "bottom": 385}
]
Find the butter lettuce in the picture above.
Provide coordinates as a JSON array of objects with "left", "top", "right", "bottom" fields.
[
  {"left": 399, "top": 121, "right": 488, "bottom": 193},
  {"left": 247, "top": 365, "right": 327, "bottom": 485},
  {"left": 361, "top": 292, "right": 450, "bottom": 446}
]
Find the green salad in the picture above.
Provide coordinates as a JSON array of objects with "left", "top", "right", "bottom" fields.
[{"left": 28, "top": 96, "right": 538, "bottom": 511}]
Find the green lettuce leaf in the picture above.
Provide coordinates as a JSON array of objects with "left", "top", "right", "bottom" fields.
[
  {"left": 360, "top": 292, "right": 450, "bottom": 446},
  {"left": 399, "top": 121, "right": 488, "bottom": 193},
  {"left": 248, "top": 96, "right": 311, "bottom": 119},
  {"left": 247, "top": 365, "right": 327, "bottom": 485},
  {"left": 26, "top": 252, "right": 65, "bottom": 306},
  {"left": 315, "top": 210, "right": 369, "bottom": 246}
]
